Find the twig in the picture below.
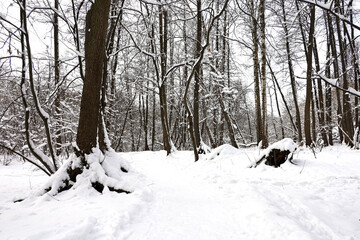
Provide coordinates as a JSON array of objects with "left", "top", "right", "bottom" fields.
[{"left": 300, "top": 158, "right": 306, "bottom": 174}]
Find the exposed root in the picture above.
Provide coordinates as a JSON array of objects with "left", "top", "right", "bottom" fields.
[{"left": 42, "top": 148, "right": 133, "bottom": 196}]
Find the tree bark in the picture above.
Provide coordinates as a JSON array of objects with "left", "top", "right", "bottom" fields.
[
  {"left": 251, "top": 0, "right": 262, "bottom": 145},
  {"left": 76, "top": 0, "right": 111, "bottom": 154},
  {"left": 304, "top": 4, "right": 315, "bottom": 146},
  {"left": 326, "top": 12, "right": 343, "bottom": 143},
  {"left": 158, "top": 6, "right": 172, "bottom": 155},
  {"left": 54, "top": 0, "right": 62, "bottom": 156},
  {"left": 193, "top": 0, "right": 202, "bottom": 150},
  {"left": 259, "top": 0, "right": 268, "bottom": 148},
  {"left": 335, "top": 0, "right": 354, "bottom": 146}
]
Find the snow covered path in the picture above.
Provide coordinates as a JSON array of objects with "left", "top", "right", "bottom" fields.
[
  {"left": 119, "top": 149, "right": 360, "bottom": 240},
  {"left": 0, "top": 145, "right": 360, "bottom": 240},
  {"left": 121, "top": 152, "right": 249, "bottom": 240}
]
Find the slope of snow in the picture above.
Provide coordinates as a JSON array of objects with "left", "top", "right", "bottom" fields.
[{"left": 0, "top": 145, "right": 360, "bottom": 240}]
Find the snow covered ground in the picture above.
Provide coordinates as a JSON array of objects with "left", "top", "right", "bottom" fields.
[{"left": 0, "top": 144, "right": 359, "bottom": 240}]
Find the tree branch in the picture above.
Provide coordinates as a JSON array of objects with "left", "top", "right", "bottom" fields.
[
  {"left": 0, "top": 144, "right": 51, "bottom": 176},
  {"left": 297, "top": 0, "right": 360, "bottom": 31}
]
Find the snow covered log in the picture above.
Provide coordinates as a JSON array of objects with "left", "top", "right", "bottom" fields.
[{"left": 253, "top": 138, "right": 298, "bottom": 168}]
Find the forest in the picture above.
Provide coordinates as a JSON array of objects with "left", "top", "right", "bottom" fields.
[
  {"left": 1, "top": 0, "right": 360, "bottom": 166},
  {"left": 0, "top": 0, "right": 360, "bottom": 239}
]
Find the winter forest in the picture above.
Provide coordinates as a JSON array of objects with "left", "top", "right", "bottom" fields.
[{"left": 1, "top": 0, "right": 360, "bottom": 239}]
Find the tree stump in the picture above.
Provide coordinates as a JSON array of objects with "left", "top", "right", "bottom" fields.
[{"left": 253, "top": 138, "right": 297, "bottom": 168}]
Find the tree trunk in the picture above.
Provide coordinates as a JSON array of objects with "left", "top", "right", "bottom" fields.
[
  {"left": 143, "top": 82, "right": 150, "bottom": 151},
  {"left": 193, "top": 0, "right": 202, "bottom": 150},
  {"left": 311, "top": 85, "right": 316, "bottom": 141},
  {"left": 327, "top": 12, "right": 343, "bottom": 143},
  {"left": 251, "top": 0, "right": 262, "bottom": 145},
  {"left": 19, "top": 1, "right": 53, "bottom": 175},
  {"left": 76, "top": 0, "right": 111, "bottom": 154},
  {"left": 151, "top": 84, "right": 156, "bottom": 151},
  {"left": 325, "top": 41, "right": 333, "bottom": 145},
  {"left": 313, "top": 39, "right": 328, "bottom": 145},
  {"left": 281, "top": 0, "right": 302, "bottom": 142},
  {"left": 304, "top": 4, "right": 315, "bottom": 146},
  {"left": 335, "top": 0, "right": 354, "bottom": 146},
  {"left": 259, "top": 0, "right": 268, "bottom": 148},
  {"left": 54, "top": 0, "right": 62, "bottom": 156},
  {"left": 21, "top": 0, "right": 58, "bottom": 171},
  {"left": 349, "top": 3, "right": 359, "bottom": 131},
  {"left": 158, "top": 6, "right": 172, "bottom": 155}
]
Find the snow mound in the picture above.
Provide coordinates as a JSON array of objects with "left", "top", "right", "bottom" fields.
[
  {"left": 33, "top": 149, "right": 150, "bottom": 198},
  {"left": 206, "top": 144, "right": 240, "bottom": 161}
]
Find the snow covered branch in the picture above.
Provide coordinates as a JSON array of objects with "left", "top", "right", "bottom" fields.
[
  {"left": 297, "top": 0, "right": 360, "bottom": 31},
  {"left": 317, "top": 74, "right": 360, "bottom": 98}
]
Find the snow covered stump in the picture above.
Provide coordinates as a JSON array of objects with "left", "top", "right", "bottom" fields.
[
  {"left": 38, "top": 148, "right": 141, "bottom": 196},
  {"left": 253, "top": 138, "right": 298, "bottom": 168}
]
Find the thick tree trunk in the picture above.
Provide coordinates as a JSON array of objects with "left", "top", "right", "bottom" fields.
[{"left": 76, "top": 0, "right": 111, "bottom": 154}]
